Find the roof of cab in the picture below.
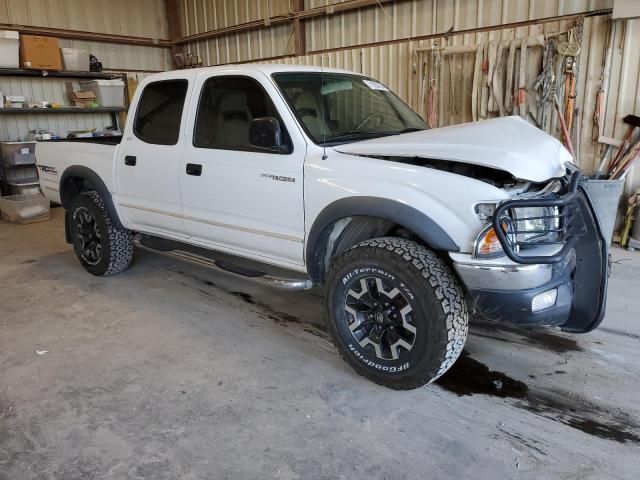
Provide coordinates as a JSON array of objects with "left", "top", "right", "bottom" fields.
[{"left": 139, "top": 63, "right": 362, "bottom": 83}]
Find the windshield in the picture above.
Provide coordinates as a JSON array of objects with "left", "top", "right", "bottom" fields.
[{"left": 272, "top": 72, "right": 427, "bottom": 145}]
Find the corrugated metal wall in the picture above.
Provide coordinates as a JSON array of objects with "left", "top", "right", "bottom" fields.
[
  {"left": 0, "top": 0, "right": 170, "bottom": 141},
  {"left": 178, "top": 0, "right": 640, "bottom": 197}
]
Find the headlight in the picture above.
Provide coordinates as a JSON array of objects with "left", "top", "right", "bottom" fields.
[
  {"left": 511, "top": 206, "right": 561, "bottom": 243},
  {"left": 473, "top": 224, "right": 506, "bottom": 259}
]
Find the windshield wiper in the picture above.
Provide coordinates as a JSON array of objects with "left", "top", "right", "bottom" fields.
[
  {"left": 322, "top": 131, "right": 397, "bottom": 144},
  {"left": 396, "top": 127, "right": 426, "bottom": 134}
]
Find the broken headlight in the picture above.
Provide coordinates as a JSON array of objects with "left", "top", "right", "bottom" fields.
[{"left": 510, "top": 206, "right": 561, "bottom": 244}]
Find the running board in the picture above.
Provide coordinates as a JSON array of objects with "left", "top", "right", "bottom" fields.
[{"left": 133, "top": 234, "right": 313, "bottom": 291}]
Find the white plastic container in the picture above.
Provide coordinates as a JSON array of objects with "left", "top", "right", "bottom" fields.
[
  {"left": 0, "top": 30, "right": 19, "bottom": 68},
  {"left": 79, "top": 79, "right": 125, "bottom": 108},
  {"left": 0, "top": 193, "right": 50, "bottom": 224},
  {"left": 1, "top": 141, "right": 36, "bottom": 165},
  {"left": 61, "top": 48, "right": 89, "bottom": 71}
]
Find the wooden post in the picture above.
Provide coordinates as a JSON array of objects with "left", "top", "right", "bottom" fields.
[
  {"left": 165, "top": 0, "right": 183, "bottom": 63},
  {"left": 293, "top": 0, "right": 306, "bottom": 56}
]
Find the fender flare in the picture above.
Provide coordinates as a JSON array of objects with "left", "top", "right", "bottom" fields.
[
  {"left": 306, "top": 196, "right": 459, "bottom": 281},
  {"left": 59, "top": 165, "right": 124, "bottom": 229}
]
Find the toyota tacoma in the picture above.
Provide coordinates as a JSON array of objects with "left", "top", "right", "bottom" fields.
[{"left": 36, "top": 64, "right": 608, "bottom": 389}]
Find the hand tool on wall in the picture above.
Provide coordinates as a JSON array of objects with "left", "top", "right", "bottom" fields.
[
  {"left": 486, "top": 40, "right": 497, "bottom": 113},
  {"left": 554, "top": 94, "right": 576, "bottom": 158},
  {"left": 504, "top": 38, "right": 517, "bottom": 114},
  {"left": 480, "top": 42, "right": 489, "bottom": 119},
  {"left": 472, "top": 43, "right": 483, "bottom": 121},
  {"left": 518, "top": 37, "right": 528, "bottom": 118},
  {"left": 491, "top": 41, "right": 507, "bottom": 116}
]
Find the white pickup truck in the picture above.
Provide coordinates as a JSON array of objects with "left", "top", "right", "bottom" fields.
[{"left": 37, "top": 64, "right": 608, "bottom": 389}]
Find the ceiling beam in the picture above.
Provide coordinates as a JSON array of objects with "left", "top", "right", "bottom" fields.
[
  {"left": 0, "top": 23, "right": 172, "bottom": 48},
  {"left": 174, "top": 0, "right": 397, "bottom": 45}
]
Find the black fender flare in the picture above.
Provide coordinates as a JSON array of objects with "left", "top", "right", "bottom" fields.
[
  {"left": 306, "top": 196, "right": 459, "bottom": 281},
  {"left": 59, "top": 165, "right": 124, "bottom": 229}
]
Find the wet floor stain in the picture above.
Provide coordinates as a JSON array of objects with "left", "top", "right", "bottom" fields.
[
  {"left": 437, "top": 352, "right": 528, "bottom": 398},
  {"left": 171, "top": 268, "right": 639, "bottom": 445},
  {"left": 470, "top": 322, "right": 583, "bottom": 353},
  {"left": 173, "top": 269, "right": 327, "bottom": 338},
  {"left": 438, "top": 350, "right": 640, "bottom": 445}
]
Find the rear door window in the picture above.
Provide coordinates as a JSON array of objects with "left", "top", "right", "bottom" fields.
[{"left": 134, "top": 80, "right": 188, "bottom": 145}]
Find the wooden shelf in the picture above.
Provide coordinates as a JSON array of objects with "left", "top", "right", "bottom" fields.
[
  {"left": 0, "top": 68, "right": 124, "bottom": 79},
  {"left": 0, "top": 107, "right": 126, "bottom": 115}
]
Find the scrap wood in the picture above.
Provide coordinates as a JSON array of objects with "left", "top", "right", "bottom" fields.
[{"left": 610, "top": 138, "right": 640, "bottom": 179}]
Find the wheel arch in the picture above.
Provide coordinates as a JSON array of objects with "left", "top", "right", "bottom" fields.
[
  {"left": 60, "top": 165, "right": 124, "bottom": 229},
  {"left": 306, "top": 196, "right": 459, "bottom": 283}
]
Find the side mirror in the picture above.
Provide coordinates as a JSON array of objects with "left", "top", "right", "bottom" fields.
[{"left": 249, "top": 117, "right": 289, "bottom": 154}]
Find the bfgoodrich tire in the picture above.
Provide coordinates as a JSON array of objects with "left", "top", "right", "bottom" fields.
[
  {"left": 325, "top": 237, "right": 468, "bottom": 390},
  {"left": 69, "top": 191, "right": 133, "bottom": 276}
]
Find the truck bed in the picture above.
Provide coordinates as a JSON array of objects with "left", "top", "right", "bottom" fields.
[{"left": 36, "top": 138, "right": 120, "bottom": 206}]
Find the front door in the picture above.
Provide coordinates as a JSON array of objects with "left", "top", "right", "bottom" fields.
[
  {"left": 179, "top": 73, "right": 306, "bottom": 267},
  {"left": 116, "top": 78, "right": 190, "bottom": 237}
]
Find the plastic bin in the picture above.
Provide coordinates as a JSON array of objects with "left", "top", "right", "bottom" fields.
[
  {"left": 61, "top": 48, "right": 89, "bottom": 71},
  {"left": 7, "top": 182, "right": 40, "bottom": 196},
  {"left": 3, "top": 165, "right": 38, "bottom": 184},
  {"left": 0, "top": 193, "right": 50, "bottom": 224},
  {"left": 0, "top": 30, "right": 19, "bottom": 68},
  {"left": 581, "top": 178, "right": 625, "bottom": 246},
  {"left": 1, "top": 141, "right": 36, "bottom": 166},
  {"left": 79, "top": 79, "right": 125, "bottom": 108}
]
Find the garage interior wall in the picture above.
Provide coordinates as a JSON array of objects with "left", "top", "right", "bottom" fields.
[
  {"left": 178, "top": 0, "right": 640, "bottom": 198},
  {"left": 0, "top": 0, "right": 171, "bottom": 140}
]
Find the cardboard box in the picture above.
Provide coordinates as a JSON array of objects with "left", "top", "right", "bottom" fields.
[
  {"left": 65, "top": 82, "right": 96, "bottom": 107},
  {"left": 20, "top": 35, "right": 62, "bottom": 70}
]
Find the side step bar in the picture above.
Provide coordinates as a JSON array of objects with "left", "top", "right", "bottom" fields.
[{"left": 133, "top": 234, "right": 313, "bottom": 291}]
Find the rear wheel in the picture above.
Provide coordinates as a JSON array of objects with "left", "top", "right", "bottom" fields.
[
  {"left": 69, "top": 191, "right": 133, "bottom": 276},
  {"left": 325, "top": 237, "right": 468, "bottom": 390}
]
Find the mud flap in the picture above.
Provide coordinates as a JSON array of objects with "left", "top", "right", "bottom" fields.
[
  {"left": 64, "top": 210, "right": 72, "bottom": 244},
  {"left": 560, "top": 186, "right": 608, "bottom": 333}
]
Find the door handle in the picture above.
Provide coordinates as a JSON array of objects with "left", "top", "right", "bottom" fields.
[
  {"left": 186, "top": 163, "right": 202, "bottom": 176},
  {"left": 124, "top": 155, "right": 137, "bottom": 166}
]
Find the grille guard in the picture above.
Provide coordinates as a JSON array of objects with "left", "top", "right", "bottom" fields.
[
  {"left": 492, "top": 171, "right": 586, "bottom": 264},
  {"left": 491, "top": 169, "right": 609, "bottom": 332}
]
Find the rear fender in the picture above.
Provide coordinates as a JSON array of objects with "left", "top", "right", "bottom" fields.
[{"left": 59, "top": 165, "right": 124, "bottom": 230}]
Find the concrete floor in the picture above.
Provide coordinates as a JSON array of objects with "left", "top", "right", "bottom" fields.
[{"left": 1, "top": 208, "right": 639, "bottom": 480}]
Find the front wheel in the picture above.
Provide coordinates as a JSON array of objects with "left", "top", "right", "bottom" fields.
[
  {"left": 69, "top": 191, "right": 134, "bottom": 276},
  {"left": 325, "top": 237, "right": 468, "bottom": 390}
]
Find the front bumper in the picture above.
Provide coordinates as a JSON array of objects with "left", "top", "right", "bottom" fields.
[
  {"left": 455, "top": 251, "right": 575, "bottom": 327},
  {"left": 453, "top": 172, "right": 609, "bottom": 333}
]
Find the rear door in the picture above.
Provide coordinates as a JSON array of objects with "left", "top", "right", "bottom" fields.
[
  {"left": 115, "top": 78, "right": 190, "bottom": 236},
  {"left": 179, "top": 72, "right": 306, "bottom": 266}
]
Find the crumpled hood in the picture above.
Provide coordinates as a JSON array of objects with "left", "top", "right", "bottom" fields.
[{"left": 333, "top": 116, "right": 572, "bottom": 182}]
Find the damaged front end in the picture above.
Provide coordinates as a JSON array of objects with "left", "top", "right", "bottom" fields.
[{"left": 454, "top": 167, "right": 609, "bottom": 333}]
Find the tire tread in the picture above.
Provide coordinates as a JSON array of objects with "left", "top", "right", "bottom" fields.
[{"left": 325, "top": 237, "right": 468, "bottom": 390}]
